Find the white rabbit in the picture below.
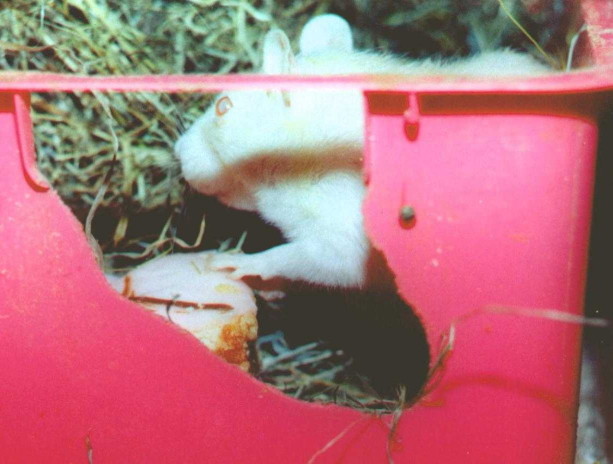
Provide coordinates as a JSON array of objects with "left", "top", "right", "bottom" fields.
[{"left": 174, "top": 14, "right": 548, "bottom": 289}]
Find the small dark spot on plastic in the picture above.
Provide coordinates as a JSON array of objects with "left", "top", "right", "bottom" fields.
[
  {"left": 399, "top": 205, "right": 416, "bottom": 228},
  {"left": 404, "top": 122, "right": 419, "bottom": 141}
]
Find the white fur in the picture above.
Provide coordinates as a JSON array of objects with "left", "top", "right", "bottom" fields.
[
  {"left": 175, "top": 15, "right": 549, "bottom": 288},
  {"left": 299, "top": 14, "right": 353, "bottom": 54}
]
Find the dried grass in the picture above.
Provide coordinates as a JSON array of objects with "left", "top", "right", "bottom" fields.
[{"left": 256, "top": 330, "right": 402, "bottom": 412}]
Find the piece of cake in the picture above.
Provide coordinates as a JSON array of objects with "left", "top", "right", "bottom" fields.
[{"left": 107, "top": 252, "right": 258, "bottom": 371}]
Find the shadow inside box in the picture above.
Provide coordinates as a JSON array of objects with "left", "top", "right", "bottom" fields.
[
  {"left": 256, "top": 287, "right": 431, "bottom": 403},
  {"left": 578, "top": 110, "right": 613, "bottom": 463}
]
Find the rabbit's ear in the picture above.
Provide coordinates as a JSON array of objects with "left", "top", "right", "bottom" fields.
[
  {"left": 262, "top": 29, "right": 295, "bottom": 74},
  {"left": 299, "top": 14, "right": 353, "bottom": 55}
]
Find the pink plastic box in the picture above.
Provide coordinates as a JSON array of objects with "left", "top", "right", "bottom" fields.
[{"left": 1, "top": 1, "right": 613, "bottom": 462}]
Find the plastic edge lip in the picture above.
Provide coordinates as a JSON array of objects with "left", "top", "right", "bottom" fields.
[
  {"left": 12, "top": 92, "right": 50, "bottom": 191},
  {"left": 1, "top": 66, "right": 613, "bottom": 95}
]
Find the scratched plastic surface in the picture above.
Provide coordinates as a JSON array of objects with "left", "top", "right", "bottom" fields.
[{"left": 1, "top": 1, "right": 613, "bottom": 462}]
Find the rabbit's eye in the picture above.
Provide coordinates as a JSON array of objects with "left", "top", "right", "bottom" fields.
[{"left": 215, "top": 96, "right": 233, "bottom": 116}]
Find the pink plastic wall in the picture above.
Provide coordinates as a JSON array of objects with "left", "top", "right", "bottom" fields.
[
  {"left": 2, "top": 1, "right": 613, "bottom": 462},
  {"left": 363, "top": 91, "right": 599, "bottom": 462},
  {"left": 0, "top": 92, "right": 376, "bottom": 463}
]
